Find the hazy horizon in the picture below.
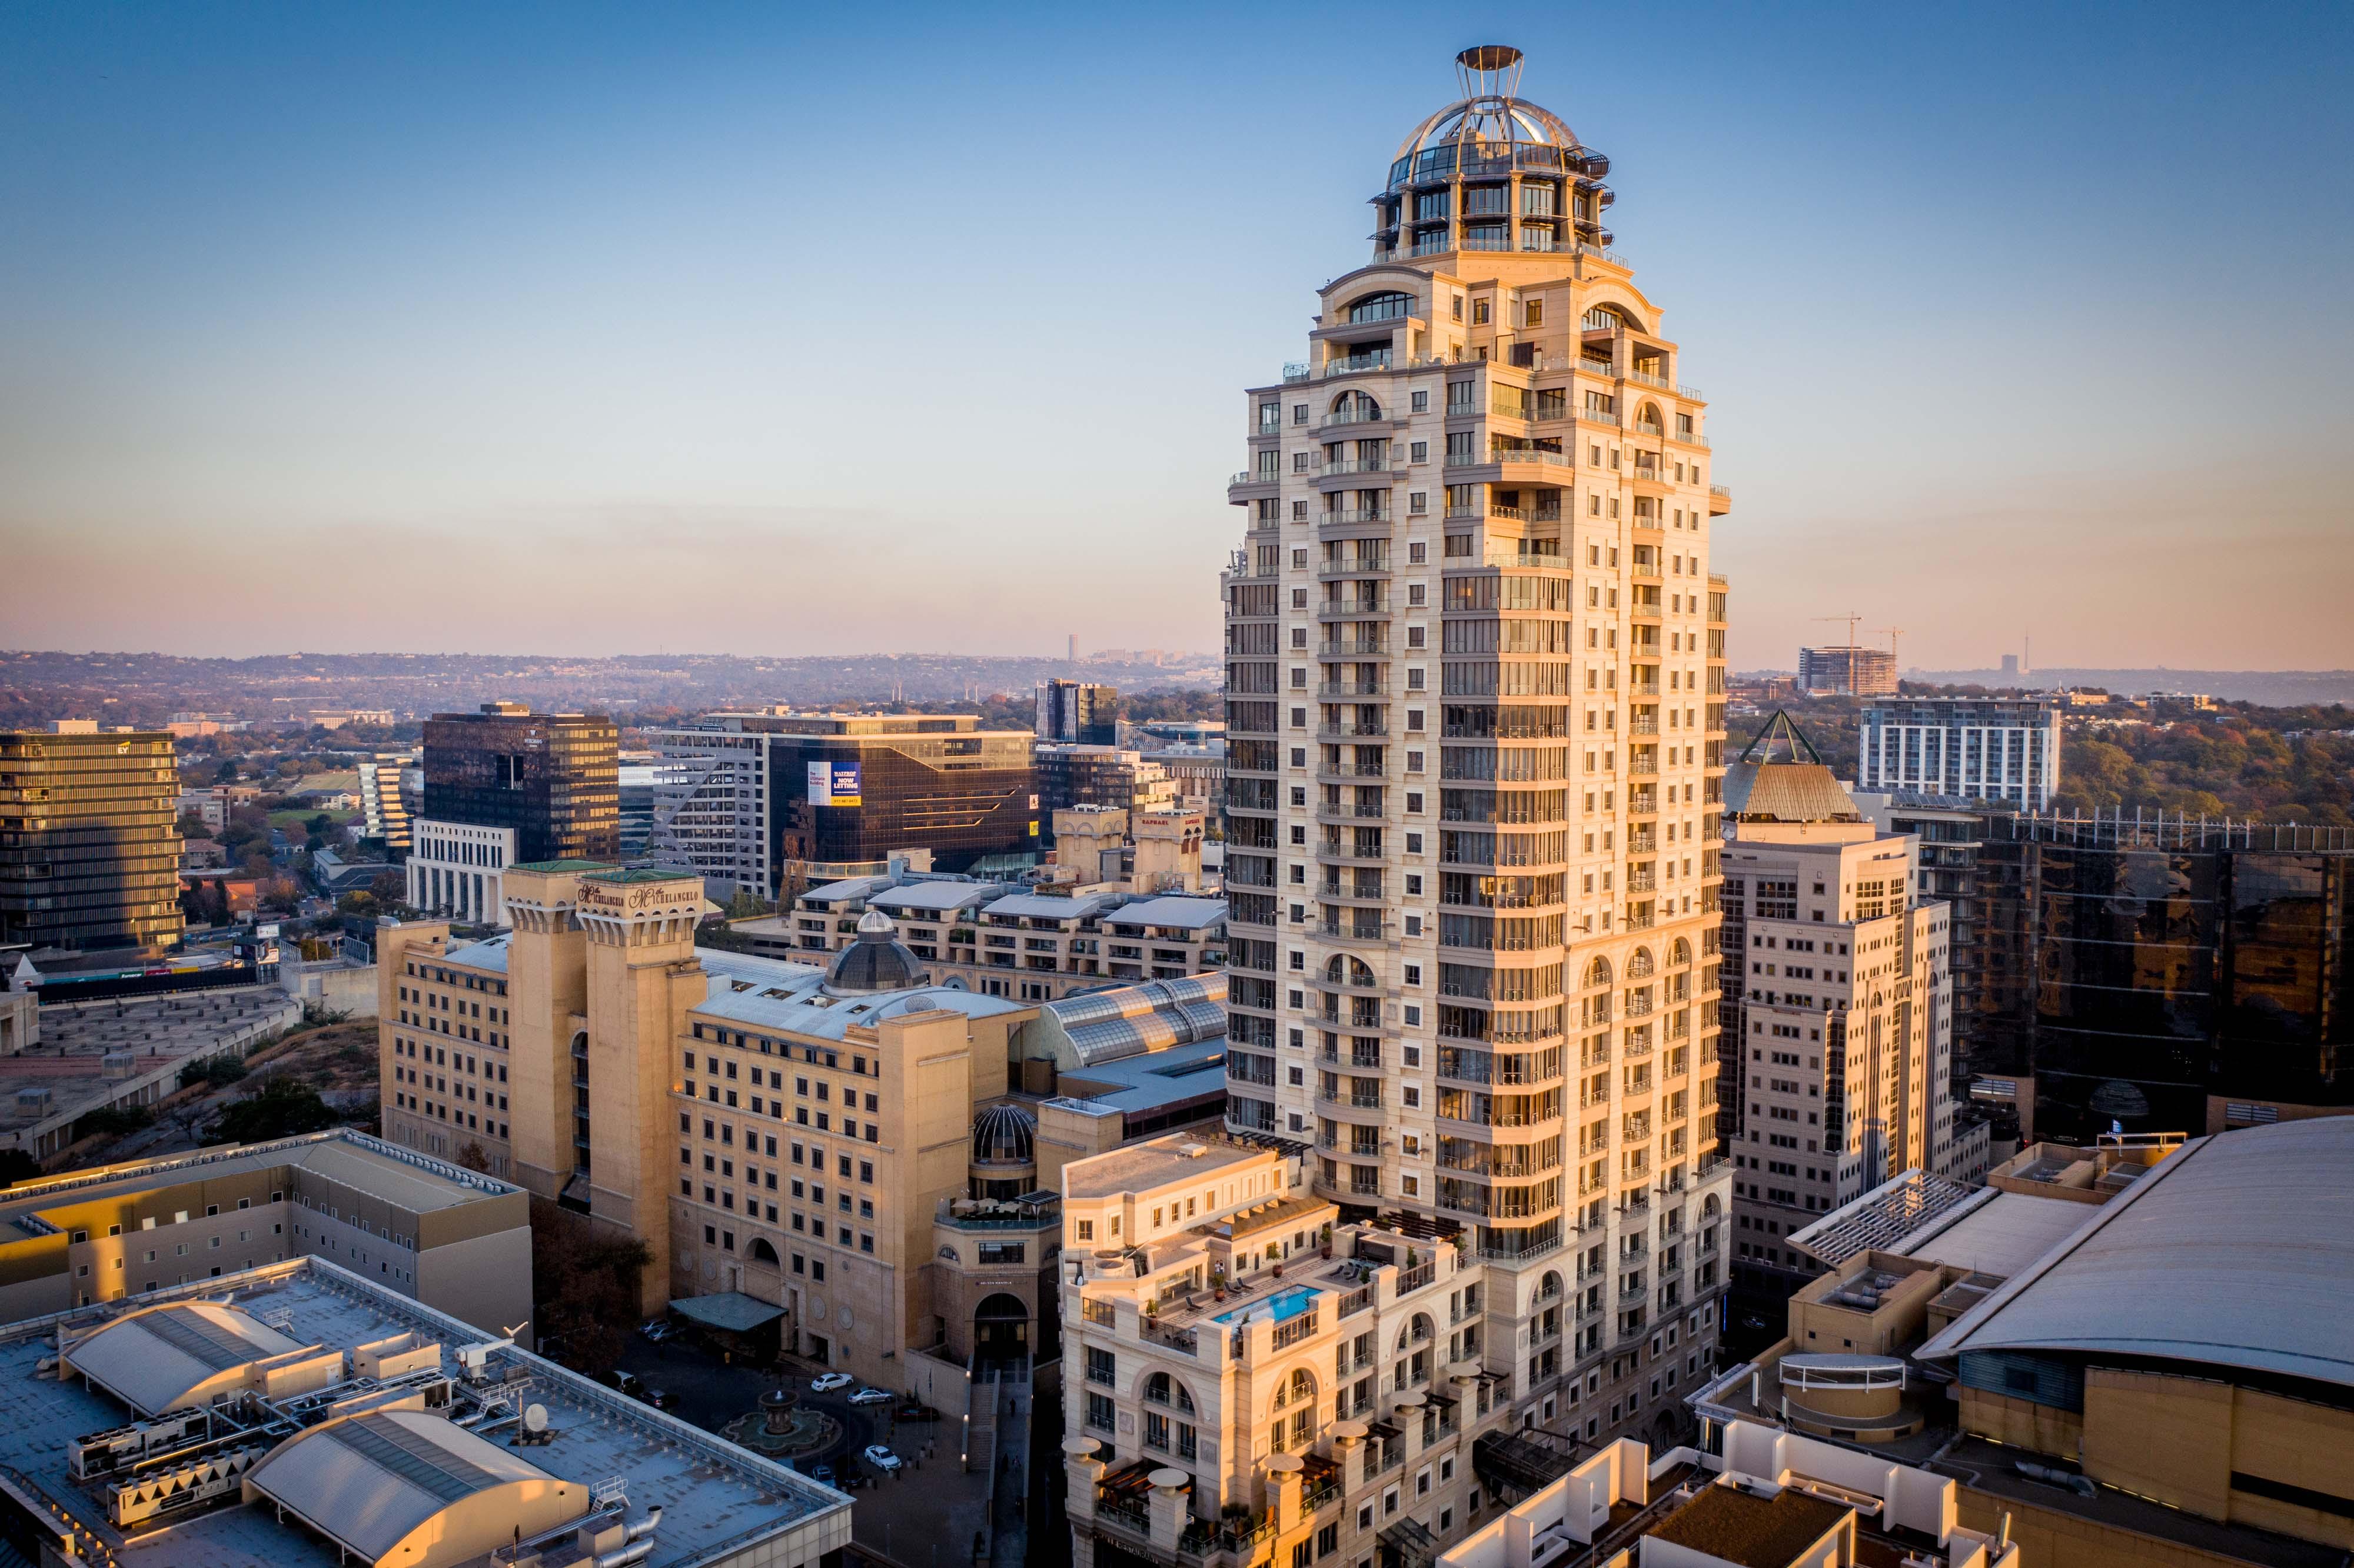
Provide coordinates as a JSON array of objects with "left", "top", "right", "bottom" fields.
[{"left": 5, "top": 2, "right": 2349, "bottom": 667}]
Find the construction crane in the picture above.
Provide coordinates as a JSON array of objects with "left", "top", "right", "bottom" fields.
[
  {"left": 1812, "top": 612, "right": 1863, "bottom": 647},
  {"left": 1875, "top": 627, "right": 1907, "bottom": 666}
]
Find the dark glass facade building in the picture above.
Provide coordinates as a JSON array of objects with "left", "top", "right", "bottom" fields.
[
  {"left": 0, "top": 728, "right": 185, "bottom": 953},
  {"left": 752, "top": 714, "right": 1038, "bottom": 878},
  {"left": 420, "top": 704, "right": 620, "bottom": 863},
  {"left": 1035, "top": 680, "right": 1118, "bottom": 745},
  {"left": 1974, "top": 815, "right": 2350, "bottom": 1141}
]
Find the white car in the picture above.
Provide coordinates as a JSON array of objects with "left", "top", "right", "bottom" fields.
[
  {"left": 810, "top": 1372, "right": 855, "bottom": 1393},
  {"left": 863, "top": 1444, "right": 904, "bottom": 1472},
  {"left": 847, "top": 1386, "right": 893, "bottom": 1406}
]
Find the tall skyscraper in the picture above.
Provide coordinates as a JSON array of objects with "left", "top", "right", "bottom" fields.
[
  {"left": 409, "top": 703, "right": 620, "bottom": 924},
  {"left": 1036, "top": 678, "right": 1119, "bottom": 744},
  {"left": 1856, "top": 695, "right": 2061, "bottom": 809},
  {"left": 1715, "top": 748, "right": 1956, "bottom": 1297},
  {"left": 1218, "top": 45, "right": 1733, "bottom": 1447},
  {"left": 0, "top": 727, "right": 184, "bottom": 955}
]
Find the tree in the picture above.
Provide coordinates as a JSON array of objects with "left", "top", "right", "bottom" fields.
[
  {"left": 455, "top": 1141, "right": 491, "bottom": 1173},
  {"left": 74, "top": 1105, "right": 152, "bottom": 1140},
  {"left": 0, "top": 1148, "right": 44, "bottom": 1189},
  {"left": 529, "top": 1198, "right": 653, "bottom": 1373},
  {"left": 368, "top": 869, "right": 406, "bottom": 907},
  {"left": 211, "top": 1077, "right": 340, "bottom": 1143},
  {"left": 176, "top": 810, "right": 210, "bottom": 841}
]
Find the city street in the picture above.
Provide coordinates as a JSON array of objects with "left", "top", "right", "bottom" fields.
[{"left": 610, "top": 1333, "right": 994, "bottom": 1568}]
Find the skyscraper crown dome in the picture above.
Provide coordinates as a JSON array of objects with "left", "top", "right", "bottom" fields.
[{"left": 1386, "top": 46, "right": 1608, "bottom": 189}]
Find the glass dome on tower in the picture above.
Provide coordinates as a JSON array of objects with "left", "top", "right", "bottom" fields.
[
  {"left": 824, "top": 908, "right": 927, "bottom": 995},
  {"left": 1372, "top": 46, "right": 1615, "bottom": 261}
]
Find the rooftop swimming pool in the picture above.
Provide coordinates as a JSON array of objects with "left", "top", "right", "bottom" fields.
[{"left": 1213, "top": 1284, "right": 1324, "bottom": 1325}]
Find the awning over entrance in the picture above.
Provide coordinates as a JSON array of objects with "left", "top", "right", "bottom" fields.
[{"left": 669, "top": 1292, "right": 786, "bottom": 1333}]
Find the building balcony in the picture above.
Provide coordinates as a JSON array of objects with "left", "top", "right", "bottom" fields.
[{"left": 1709, "top": 483, "right": 1732, "bottom": 515}]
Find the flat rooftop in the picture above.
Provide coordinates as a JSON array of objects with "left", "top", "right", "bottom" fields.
[
  {"left": 1056, "top": 1037, "right": 1228, "bottom": 1116},
  {"left": 0, "top": 1256, "right": 846, "bottom": 1568},
  {"left": 2, "top": 987, "right": 298, "bottom": 1138},
  {"left": 0, "top": 1129, "right": 518, "bottom": 1236},
  {"left": 1643, "top": 1480, "right": 1850, "bottom": 1568},
  {"left": 1063, "top": 1134, "right": 1266, "bottom": 1202}
]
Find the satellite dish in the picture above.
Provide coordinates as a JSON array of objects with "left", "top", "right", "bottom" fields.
[{"left": 523, "top": 1404, "right": 548, "bottom": 1434}]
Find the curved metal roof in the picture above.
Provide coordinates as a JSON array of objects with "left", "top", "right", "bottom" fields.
[
  {"left": 245, "top": 1407, "right": 574, "bottom": 1566},
  {"left": 63, "top": 1300, "right": 303, "bottom": 1416},
  {"left": 1048, "top": 975, "right": 1227, "bottom": 1067},
  {"left": 1918, "top": 1118, "right": 2354, "bottom": 1391}
]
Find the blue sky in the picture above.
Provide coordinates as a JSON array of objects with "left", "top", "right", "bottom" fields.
[{"left": 4, "top": 1, "right": 2349, "bottom": 668}]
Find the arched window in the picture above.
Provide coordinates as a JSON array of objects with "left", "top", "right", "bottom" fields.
[
  {"left": 1669, "top": 937, "right": 1691, "bottom": 967},
  {"left": 1144, "top": 1372, "right": 1196, "bottom": 1414},
  {"left": 1703, "top": 1193, "right": 1721, "bottom": 1220},
  {"left": 1583, "top": 956, "right": 1613, "bottom": 988},
  {"left": 1627, "top": 948, "right": 1655, "bottom": 979},
  {"left": 1538, "top": 1269, "right": 1564, "bottom": 1301},
  {"left": 1272, "top": 1367, "right": 1316, "bottom": 1411},
  {"left": 1638, "top": 402, "right": 1665, "bottom": 432},
  {"left": 1325, "top": 955, "right": 1376, "bottom": 988},
  {"left": 747, "top": 1237, "right": 781, "bottom": 1266},
  {"left": 1346, "top": 291, "right": 1417, "bottom": 324},
  {"left": 1331, "top": 390, "right": 1382, "bottom": 422}
]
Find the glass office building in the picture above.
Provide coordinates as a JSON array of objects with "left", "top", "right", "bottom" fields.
[{"left": 1973, "top": 815, "right": 2350, "bottom": 1140}]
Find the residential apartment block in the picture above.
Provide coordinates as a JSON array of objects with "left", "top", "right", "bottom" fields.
[
  {"left": 1218, "top": 44, "right": 1732, "bottom": 1466},
  {"left": 753, "top": 872, "right": 1228, "bottom": 1001},
  {"left": 1062, "top": 1134, "right": 1524, "bottom": 1568},
  {"left": 1857, "top": 697, "right": 2062, "bottom": 810},
  {"left": 1717, "top": 756, "right": 1956, "bottom": 1296}
]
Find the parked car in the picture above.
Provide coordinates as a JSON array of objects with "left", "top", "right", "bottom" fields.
[
  {"left": 605, "top": 1369, "right": 669, "bottom": 1410},
  {"left": 639, "top": 1319, "right": 674, "bottom": 1342},
  {"left": 847, "top": 1386, "right": 893, "bottom": 1406},
  {"left": 807, "top": 1463, "right": 837, "bottom": 1487},
  {"left": 897, "top": 1402, "right": 939, "bottom": 1421},
  {"left": 810, "top": 1372, "right": 854, "bottom": 1393},
  {"left": 862, "top": 1444, "right": 903, "bottom": 1473}
]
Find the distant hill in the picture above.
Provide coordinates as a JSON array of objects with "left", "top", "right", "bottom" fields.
[
  {"left": 1906, "top": 669, "right": 2354, "bottom": 707},
  {"left": 0, "top": 649, "right": 1220, "bottom": 729}
]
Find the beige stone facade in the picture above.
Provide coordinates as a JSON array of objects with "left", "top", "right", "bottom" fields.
[
  {"left": 378, "top": 861, "right": 1232, "bottom": 1387},
  {"left": 1218, "top": 45, "right": 1732, "bottom": 1471},
  {"left": 1715, "top": 764, "right": 1958, "bottom": 1294},
  {"left": 0, "top": 1128, "right": 531, "bottom": 1334},
  {"left": 1061, "top": 1134, "right": 1521, "bottom": 1568}
]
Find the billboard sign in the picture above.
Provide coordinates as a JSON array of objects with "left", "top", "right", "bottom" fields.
[{"left": 807, "top": 761, "right": 862, "bottom": 807}]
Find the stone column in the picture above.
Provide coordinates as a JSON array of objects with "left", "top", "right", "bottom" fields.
[
  {"left": 1265, "top": 1451, "right": 1304, "bottom": 1533},
  {"left": 1148, "top": 1467, "right": 1192, "bottom": 1554}
]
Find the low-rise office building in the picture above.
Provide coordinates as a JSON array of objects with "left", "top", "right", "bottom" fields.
[
  {"left": 1693, "top": 1122, "right": 2349, "bottom": 1568},
  {"left": 0, "top": 1128, "right": 532, "bottom": 1333},
  {"left": 0, "top": 1256, "right": 849, "bottom": 1568},
  {"left": 403, "top": 818, "right": 517, "bottom": 927},
  {"left": 378, "top": 863, "right": 1237, "bottom": 1388}
]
